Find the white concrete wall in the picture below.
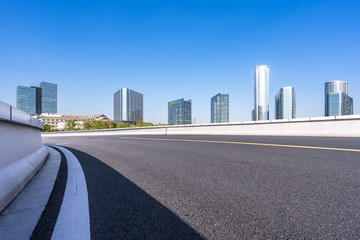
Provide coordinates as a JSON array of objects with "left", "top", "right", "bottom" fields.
[
  {"left": 0, "top": 101, "right": 47, "bottom": 212},
  {"left": 42, "top": 115, "right": 360, "bottom": 137},
  {"left": 0, "top": 122, "right": 43, "bottom": 169}
]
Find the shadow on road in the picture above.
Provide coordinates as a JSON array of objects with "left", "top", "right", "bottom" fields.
[{"left": 65, "top": 147, "right": 205, "bottom": 240}]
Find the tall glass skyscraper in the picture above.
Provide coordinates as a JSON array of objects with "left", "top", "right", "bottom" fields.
[
  {"left": 17, "top": 86, "right": 36, "bottom": 115},
  {"left": 325, "top": 80, "right": 353, "bottom": 116},
  {"left": 114, "top": 88, "right": 143, "bottom": 122},
  {"left": 168, "top": 98, "right": 192, "bottom": 125},
  {"left": 253, "top": 64, "right": 269, "bottom": 121},
  {"left": 211, "top": 93, "right": 229, "bottom": 123},
  {"left": 275, "top": 86, "right": 296, "bottom": 119},
  {"left": 40, "top": 82, "right": 57, "bottom": 113}
]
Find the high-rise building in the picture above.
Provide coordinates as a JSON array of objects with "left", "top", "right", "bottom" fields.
[
  {"left": 17, "top": 86, "right": 36, "bottom": 115},
  {"left": 325, "top": 80, "right": 353, "bottom": 116},
  {"left": 211, "top": 93, "right": 229, "bottom": 123},
  {"left": 17, "top": 82, "right": 57, "bottom": 115},
  {"left": 275, "top": 86, "right": 296, "bottom": 119},
  {"left": 32, "top": 86, "right": 42, "bottom": 115},
  {"left": 40, "top": 82, "right": 57, "bottom": 114},
  {"left": 168, "top": 98, "right": 192, "bottom": 125},
  {"left": 114, "top": 88, "right": 143, "bottom": 122},
  {"left": 253, "top": 64, "right": 269, "bottom": 121}
]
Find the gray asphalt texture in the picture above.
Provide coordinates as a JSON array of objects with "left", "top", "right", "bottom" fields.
[{"left": 43, "top": 135, "right": 360, "bottom": 239}]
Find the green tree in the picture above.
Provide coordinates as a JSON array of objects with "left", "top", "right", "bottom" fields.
[
  {"left": 43, "top": 124, "right": 52, "bottom": 132},
  {"left": 64, "top": 120, "right": 78, "bottom": 131},
  {"left": 116, "top": 122, "right": 131, "bottom": 128},
  {"left": 106, "top": 120, "right": 117, "bottom": 128}
]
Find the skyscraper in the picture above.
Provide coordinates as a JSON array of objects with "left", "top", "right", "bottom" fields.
[
  {"left": 40, "top": 82, "right": 57, "bottom": 114},
  {"left": 168, "top": 98, "right": 192, "bottom": 125},
  {"left": 211, "top": 93, "right": 229, "bottom": 123},
  {"left": 17, "top": 82, "right": 57, "bottom": 115},
  {"left": 325, "top": 80, "right": 353, "bottom": 116},
  {"left": 114, "top": 88, "right": 143, "bottom": 122},
  {"left": 253, "top": 64, "right": 269, "bottom": 121},
  {"left": 17, "top": 86, "right": 36, "bottom": 115},
  {"left": 275, "top": 86, "right": 296, "bottom": 119},
  {"left": 32, "top": 86, "right": 42, "bottom": 115}
]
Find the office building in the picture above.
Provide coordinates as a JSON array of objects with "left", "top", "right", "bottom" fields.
[
  {"left": 275, "top": 87, "right": 296, "bottom": 119},
  {"left": 253, "top": 64, "right": 269, "bottom": 121},
  {"left": 32, "top": 86, "right": 42, "bottom": 115},
  {"left": 211, "top": 93, "right": 229, "bottom": 123},
  {"left": 114, "top": 88, "right": 143, "bottom": 122},
  {"left": 168, "top": 98, "right": 192, "bottom": 125},
  {"left": 17, "top": 82, "right": 57, "bottom": 115},
  {"left": 325, "top": 80, "right": 353, "bottom": 116},
  {"left": 40, "top": 82, "right": 57, "bottom": 114},
  {"left": 17, "top": 86, "right": 36, "bottom": 115}
]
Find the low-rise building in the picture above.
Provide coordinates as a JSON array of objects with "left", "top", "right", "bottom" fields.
[{"left": 37, "top": 113, "right": 111, "bottom": 130}]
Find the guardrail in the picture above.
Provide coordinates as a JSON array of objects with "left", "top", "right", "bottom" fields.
[
  {"left": 0, "top": 101, "right": 44, "bottom": 130},
  {"left": 42, "top": 115, "right": 360, "bottom": 137}
]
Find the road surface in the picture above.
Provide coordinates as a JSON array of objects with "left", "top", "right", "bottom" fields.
[{"left": 42, "top": 135, "right": 360, "bottom": 239}]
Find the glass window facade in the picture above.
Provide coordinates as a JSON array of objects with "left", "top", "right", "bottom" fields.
[
  {"left": 40, "top": 82, "right": 57, "bottom": 114},
  {"left": 168, "top": 98, "right": 192, "bottom": 125},
  {"left": 325, "top": 81, "right": 353, "bottom": 116},
  {"left": 275, "top": 87, "right": 296, "bottom": 119},
  {"left": 211, "top": 93, "right": 229, "bottom": 123},
  {"left": 253, "top": 64, "right": 269, "bottom": 121},
  {"left": 114, "top": 88, "right": 143, "bottom": 122},
  {"left": 17, "top": 86, "right": 36, "bottom": 115}
]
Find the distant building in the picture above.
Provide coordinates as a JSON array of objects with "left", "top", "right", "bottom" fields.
[
  {"left": 40, "top": 82, "right": 57, "bottom": 114},
  {"left": 253, "top": 64, "right": 269, "bottom": 121},
  {"left": 17, "top": 86, "right": 36, "bottom": 115},
  {"left": 275, "top": 87, "right": 296, "bottom": 119},
  {"left": 168, "top": 98, "right": 192, "bottom": 125},
  {"left": 32, "top": 86, "right": 42, "bottom": 115},
  {"left": 114, "top": 88, "right": 143, "bottom": 122},
  {"left": 38, "top": 113, "right": 111, "bottom": 130},
  {"left": 325, "top": 81, "right": 353, "bottom": 116},
  {"left": 16, "top": 82, "right": 57, "bottom": 115},
  {"left": 211, "top": 93, "right": 229, "bottom": 123}
]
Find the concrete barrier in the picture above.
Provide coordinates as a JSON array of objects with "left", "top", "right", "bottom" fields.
[
  {"left": 0, "top": 101, "right": 47, "bottom": 213},
  {"left": 42, "top": 115, "right": 360, "bottom": 137}
]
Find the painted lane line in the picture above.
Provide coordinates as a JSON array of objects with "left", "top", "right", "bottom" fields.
[
  {"left": 48, "top": 145, "right": 90, "bottom": 240},
  {"left": 118, "top": 137, "right": 360, "bottom": 153}
]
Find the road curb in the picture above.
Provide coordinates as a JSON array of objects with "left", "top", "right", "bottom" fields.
[{"left": 0, "top": 146, "right": 48, "bottom": 213}]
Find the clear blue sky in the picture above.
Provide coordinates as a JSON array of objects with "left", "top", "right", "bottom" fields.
[{"left": 1, "top": 1, "right": 359, "bottom": 123}]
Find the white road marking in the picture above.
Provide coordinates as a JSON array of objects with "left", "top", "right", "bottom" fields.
[{"left": 49, "top": 145, "right": 90, "bottom": 240}]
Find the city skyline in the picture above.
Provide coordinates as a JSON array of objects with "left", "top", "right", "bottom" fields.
[{"left": 1, "top": 1, "right": 359, "bottom": 123}]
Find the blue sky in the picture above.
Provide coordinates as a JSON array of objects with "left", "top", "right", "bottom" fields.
[{"left": 1, "top": 1, "right": 359, "bottom": 123}]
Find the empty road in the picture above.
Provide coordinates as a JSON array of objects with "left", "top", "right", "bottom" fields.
[{"left": 42, "top": 134, "right": 360, "bottom": 239}]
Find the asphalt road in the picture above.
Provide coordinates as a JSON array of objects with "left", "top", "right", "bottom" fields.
[{"left": 43, "top": 135, "right": 360, "bottom": 239}]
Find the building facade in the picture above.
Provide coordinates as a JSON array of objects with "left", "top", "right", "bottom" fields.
[
  {"left": 325, "top": 80, "right": 353, "bottom": 116},
  {"left": 40, "top": 82, "right": 57, "bottom": 114},
  {"left": 275, "top": 87, "right": 296, "bottom": 119},
  {"left": 16, "top": 82, "right": 57, "bottom": 115},
  {"left": 114, "top": 88, "right": 143, "bottom": 122},
  {"left": 253, "top": 64, "right": 269, "bottom": 121},
  {"left": 168, "top": 98, "right": 192, "bottom": 125},
  {"left": 38, "top": 113, "right": 111, "bottom": 130},
  {"left": 211, "top": 93, "right": 229, "bottom": 123},
  {"left": 17, "top": 86, "right": 36, "bottom": 115}
]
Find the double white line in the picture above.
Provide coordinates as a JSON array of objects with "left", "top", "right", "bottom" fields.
[{"left": 48, "top": 145, "right": 91, "bottom": 240}]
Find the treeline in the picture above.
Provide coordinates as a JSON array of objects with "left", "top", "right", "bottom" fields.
[{"left": 43, "top": 120, "right": 166, "bottom": 132}]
